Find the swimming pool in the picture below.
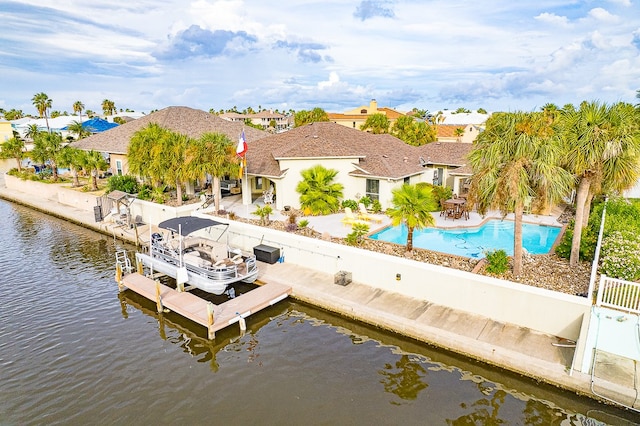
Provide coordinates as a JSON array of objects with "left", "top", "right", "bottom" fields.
[{"left": 368, "top": 219, "right": 562, "bottom": 258}]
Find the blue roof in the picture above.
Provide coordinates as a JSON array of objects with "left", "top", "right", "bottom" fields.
[{"left": 62, "top": 117, "right": 118, "bottom": 132}]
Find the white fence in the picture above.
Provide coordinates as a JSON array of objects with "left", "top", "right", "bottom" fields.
[{"left": 596, "top": 275, "right": 640, "bottom": 314}]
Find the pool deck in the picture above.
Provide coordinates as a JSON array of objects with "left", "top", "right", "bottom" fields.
[{"left": 1, "top": 178, "right": 638, "bottom": 415}]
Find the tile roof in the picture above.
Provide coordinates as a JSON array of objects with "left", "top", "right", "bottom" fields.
[{"left": 71, "top": 106, "right": 268, "bottom": 154}]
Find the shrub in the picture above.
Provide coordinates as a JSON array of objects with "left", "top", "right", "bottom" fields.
[
  {"left": 137, "top": 185, "right": 153, "bottom": 201},
  {"left": 298, "top": 219, "right": 309, "bottom": 228},
  {"left": 106, "top": 175, "right": 139, "bottom": 194},
  {"left": 600, "top": 230, "right": 640, "bottom": 281},
  {"left": 484, "top": 249, "right": 509, "bottom": 275},
  {"left": 341, "top": 199, "right": 358, "bottom": 210},
  {"left": 358, "top": 196, "right": 371, "bottom": 208},
  {"left": 371, "top": 200, "right": 382, "bottom": 213},
  {"left": 431, "top": 185, "right": 453, "bottom": 204},
  {"left": 252, "top": 205, "right": 273, "bottom": 225},
  {"left": 345, "top": 223, "right": 370, "bottom": 246}
]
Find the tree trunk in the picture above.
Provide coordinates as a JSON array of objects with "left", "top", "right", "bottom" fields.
[
  {"left": 176, "top": 179, "right": 183, "bottom": 206},
  {"left": 91, "top": 169, "right": 98, "bottom": 191},
  {"left": 406, "top": 225, "right": 414, "bottom": 251},
  {"left": 213, "top": 176, "right": 222, "bottom": 212},
  {"left": 72, "top": 168, "right": 80, "bottom": 187},
  {"left": 15, "top": 158, "right": 21, "bottom": 172},
  {"left": 570, "top": 176, "right": 592, "bottom": 266},
  {"left": 513, "top": 204, "right": 524, "bottom": 276},
  {"left": 582, "top": 191, "right": 594, "bottom": 229}
]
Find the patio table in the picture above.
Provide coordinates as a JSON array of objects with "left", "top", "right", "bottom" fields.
[{"left": 444, "top": 198, "right": 466, "bottom": 220}]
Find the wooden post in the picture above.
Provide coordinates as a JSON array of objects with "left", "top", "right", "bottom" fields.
[
  {"left": 207, "top": 302, "right": 215, "bottom": 339},
  {"left": 155, "top": 280, "right": 163, "bottom": 313},
  {"left": 115, "top": 263, "right": 124, "bottom": 292},
  {"left": 136, "top": 258, "right": 143, "bottom": 275}
]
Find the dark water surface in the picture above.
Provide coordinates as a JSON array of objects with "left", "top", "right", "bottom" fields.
[{"left": 0, "top": 199, "right": 637, "bottom": 425}]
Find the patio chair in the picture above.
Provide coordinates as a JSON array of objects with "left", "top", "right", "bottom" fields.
[
  {"left": 341, "top": 207, "right": 368, "bottom": 226},
  {"left": 358, "top": 203, "right": 382, "bottom": 223}
]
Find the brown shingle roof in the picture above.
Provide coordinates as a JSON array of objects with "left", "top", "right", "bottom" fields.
[
  {"left": 246, "top": 122, "right": 468, "bottom": 180},
  {"left": 417, "top": 141, "right": 473, "bottom": 168},
  {"left": 72, "top": 106, "right": 268, "bottom": 154}
]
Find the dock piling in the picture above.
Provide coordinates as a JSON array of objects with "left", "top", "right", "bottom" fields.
[{"left": 155, "top": 280, "right": 163, "bottom": 313}]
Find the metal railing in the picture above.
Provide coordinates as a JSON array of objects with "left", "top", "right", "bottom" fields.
[{"left": 596, "top": 275, "right": 640, "bottom": 314}]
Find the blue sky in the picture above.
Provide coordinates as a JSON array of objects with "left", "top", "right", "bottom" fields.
[{"left": 1, "top": 0, "right": 639, "bottom": 116}]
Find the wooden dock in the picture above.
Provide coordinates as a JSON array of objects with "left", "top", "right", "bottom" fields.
[{"left": 120, "top": 273, "right": 291, "bottom": 338}]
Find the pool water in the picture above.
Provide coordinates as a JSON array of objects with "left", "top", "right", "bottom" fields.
[{"left": 369, "top": 219, "right": 562, "bottom": 258}]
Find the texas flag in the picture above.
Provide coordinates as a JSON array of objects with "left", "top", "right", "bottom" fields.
[{"left": 236, "top": 130, "right": 247, "bottom": 157}]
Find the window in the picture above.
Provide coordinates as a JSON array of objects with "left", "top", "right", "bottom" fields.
[
  {"left": 256, "top": 177, "right": 263, "bottom": 190},
  {"left": 365, "top": 179, "right": 379, "bottom": 201},
  {"left": 404, "top": 177, "right": 410, "bottom": 185},
  {"left": 115, "top": 160, "right": 123, "bottom": 176}
]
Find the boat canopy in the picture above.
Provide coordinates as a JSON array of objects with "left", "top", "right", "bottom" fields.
[{"left": 158, "top": 217, "right": 227, "bottom": 235}]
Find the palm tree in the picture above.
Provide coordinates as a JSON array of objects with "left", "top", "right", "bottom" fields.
[
  {"left": 73, "top": 101, "right": 85, "bottom": 123},
  {"left": 24, "top": 124, "right": 41, "bottom": 141},
  {"left": 0, "top": 137, "right": 26, "bottom": 171},
  {"left": 468, "top": 111, "right": 574, "bottom": 275},
  {"left": 32, "top": 92, "right": 52, "bottom": 132},
  {"left": 296, "top": 165, "right": 344, "bottom": 215},
  {"left": 84, "top": 150, "right": 108, "bottom": 191},
  {"left": 67, "top": 120, "right": 90, "bottom": 140},
  {"left": 560, "top": 101, "right": 640, "bottom": 266},
  {"left": 454, "top": 127, "right": 465, "bottom": 142},
  {"left": 128, "top": 123, "right": 170, "bottom": 186},
  {"left": 391, "top": 116, "right": 437, "bottom": 146},
  {"left": 31, "top": 131, "right": 64, "bottom": 181},
  {"left": 387, "top": 184, "right": 436, "bottom": 252},
  {"left": 360, "top": 113, "right": 390, "bottom": 134},
  {"left": 102, "top": 99, "right": 116, "bottom": 116},
  {"left": 57, "top": 146, "right": 86, "bottom": 187},
  {"left": 160, "top": 131, "right": 191, "bottom": 206},
  {"left": 186, "top": 132, "right": 238, "bottom": 212}
]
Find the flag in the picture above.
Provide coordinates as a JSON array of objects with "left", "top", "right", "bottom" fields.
[{"left": 236, "top": 130, "right": 247, "bottom": 157}]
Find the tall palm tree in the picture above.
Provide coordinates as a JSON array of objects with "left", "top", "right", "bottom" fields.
[
  {"left": 387, "top": 184, "right": 436, "bottom": 252},
  {"left": 294, "top": 108, "right": 329, "bottom": 127},
  {"left": 24, "top": 124, "right": 41, "bottom": 141},
  {"left": 84, "top": 150, "right": 108, "bottom": 191},
  {"left": 128, "top": 123, "right": 170, "bottom": 186},
  {"left": 102, "top": 99, "right": 116, "bottom": 116},
  {"left": 0, "top": 137, "right": 26, "bottom": 171},
  {"left": 454, "top": 127, "right": 465, "bottom": 142},
  {"left": 186, "top": 132, "right": 238, "bottom": 212},
  {"left": 73, "top": 101, "right": 85, "bottom": 123},
  {"left": 296, "top": 165, "right": 344, "bottom": 215},
  {"left": 32, "top": 92, "right": 52, "bottom": 132},
  {"left": 560, "top": 101, "right": 640, "bottom": 266},
  {"left": 468, "top": 111, "right": 574, "bottom": 275},
  {"left": 160, "top": 131, "right": 191, "bottom": 206}
]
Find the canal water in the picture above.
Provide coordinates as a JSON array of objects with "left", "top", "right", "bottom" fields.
[{"left": 0, "top": 199, "right": 638, "bottom": 425}]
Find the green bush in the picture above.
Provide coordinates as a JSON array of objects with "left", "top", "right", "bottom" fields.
[
  {"left": 341, "top": 199, "right": 358, "bottom": 210},
  {"left": 345, "top": 223, "right": 370, "bottom": 246},
  {"left": 358, "top": 196, "right": 371, "bottom": 208},
  {"left": 484, "top": 249, "right": 509, "bottom": 275},
  {"left": 431, "top": 184, "right": 453, "bottom": 203},
  {"left": 106, "top": 175, "right": 139, "bottom": 194},
  {"left": 600, "top": 230, "right": 640, "bottom": 281},
  {"left": 371, "top": 200, "right": 382, "bottom": 213},
  {"left": 137, "top": 185, "right": 153, "bottom": 201}
]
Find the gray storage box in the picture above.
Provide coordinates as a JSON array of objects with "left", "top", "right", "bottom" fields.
[{"left": 253, "top": 244, "right": 280, "bottom": 264}]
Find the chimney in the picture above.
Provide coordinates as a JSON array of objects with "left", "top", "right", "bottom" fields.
[{"left": 370, "top": 99, "right": 377, "bottom": 111}]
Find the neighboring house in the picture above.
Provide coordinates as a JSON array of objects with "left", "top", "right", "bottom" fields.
[
  {"left": 220, "top": 110, "right": 291, "bottom": 132},
  {"left": 12, "top": 115, "right": 84, "bottom": 141},
  {"left": 328, "top": 99, "right": 406, "bottom": 131},
  {"left": 62, "top": 117, "right": 119, "bottom": 134},
  {"left": 0, "top": 117, "right": 13, "bottom": 142},
  {"left": 436, "top": 124, "right": 482, "bottom": 143},
  {"left": 243, "top": 122, "right": 473, "bottom": 211},
  {"left": 71, "top": 106, "right": 268, "bottom": 178}
]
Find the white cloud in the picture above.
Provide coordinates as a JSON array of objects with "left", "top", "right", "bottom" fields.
[{"left": 2, "top": 0, "right": 640, "bottom": 115}]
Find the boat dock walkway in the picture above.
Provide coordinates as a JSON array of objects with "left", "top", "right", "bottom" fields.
[{"left": 120, "top": 272, "right": 291, "bottom": 338}]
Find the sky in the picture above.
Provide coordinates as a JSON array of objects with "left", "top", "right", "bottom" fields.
[{"left": 2, "top": 0, "right": 640, "bottom": 117}]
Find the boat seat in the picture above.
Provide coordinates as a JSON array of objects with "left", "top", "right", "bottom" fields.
[
  {"left": 210, "top": 244, "right": 229, "bottom": 262},
  {"left": 183, "top": 251, "right": 211, "bottom": 268}
]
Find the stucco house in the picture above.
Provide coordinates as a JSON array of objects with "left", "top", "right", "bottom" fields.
[
  {"left": 219, "top": 110, "right": 292, "bottom": 132},
  {"left": 241, "top": 121, "right": 474, "bottom": 211},
  {"left": 72, "top": 106, "right": 268, "bottom": 177},
  {"left": 327, "top": 99, "right": 406, "bottom": 131}
]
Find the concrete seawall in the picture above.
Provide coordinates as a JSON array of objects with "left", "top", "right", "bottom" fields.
[{"left": 1, "top": 172, "right": 637, "bottom": 412}]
